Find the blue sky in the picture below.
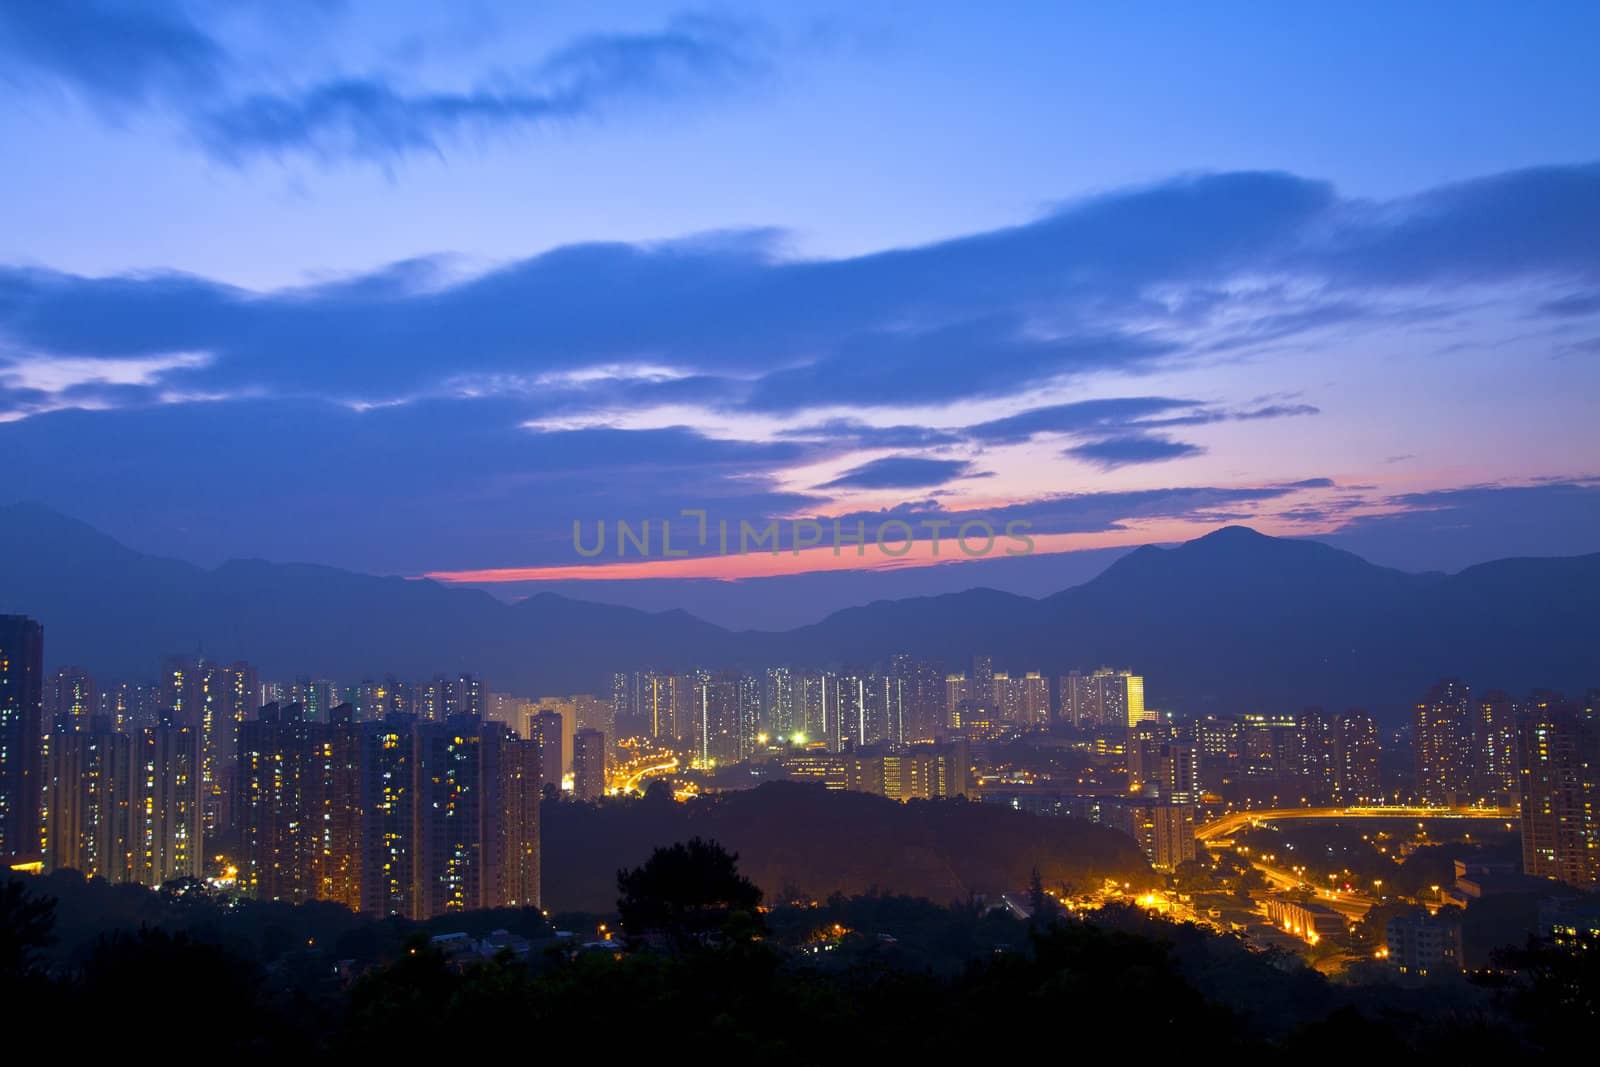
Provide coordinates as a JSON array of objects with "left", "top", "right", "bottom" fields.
[{"left": 1, "top": 1, "right": 1598, "bottom": 624}]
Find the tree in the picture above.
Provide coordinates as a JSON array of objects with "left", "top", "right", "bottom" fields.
[
  {"left": 0, "top": 879, "right": 55, "bottom": 979},
  {"left": 1027, "top": 867, "right": 1047, "bottom": 913},
  {"left": 616, "top": 838, "right": 763, "bottom": 951}
]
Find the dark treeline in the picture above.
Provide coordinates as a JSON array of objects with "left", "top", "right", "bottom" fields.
[{"left": 4, "top": 840, "right": 1598, "bottom": 1062}]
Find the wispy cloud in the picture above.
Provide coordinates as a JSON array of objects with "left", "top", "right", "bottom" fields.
[
  {"left": 0, "top": 5, "right": 782, "bottom": 164},
  {"left": 196, "top": 15, "right": 774, "bottom": 163}
]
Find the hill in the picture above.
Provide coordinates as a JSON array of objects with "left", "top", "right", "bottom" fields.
[
  {"left": 2, "top": 502, "right": 1598, "bottom": 713},
  {"left": 540, "top": 783, "right": 1155, "bottom": 911}
]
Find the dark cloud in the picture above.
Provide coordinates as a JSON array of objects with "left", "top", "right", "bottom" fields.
[
  {"left": 5, "top": 165, "right": 1589, "bottom": 417},
  {"left": 1063, "top": 434, "right": 1205, "bottom": 470},
  {"left": 817, "top": 455, "right": 975, "bottom": 490}
]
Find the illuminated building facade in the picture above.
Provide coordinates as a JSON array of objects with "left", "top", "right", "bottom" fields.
[
  {"left": 782, "top": 741, "right": 972, "bottom": 801},
  {"left": 1333, "top": 709, "right": 1382, "bottom": 802},
  {"left": 1060, "top": 668, "right": 1147, "bottom": 728},
  {"left": 133, "top": 721, "right": 203, "bottom": 885},
  {"left": 1517, "top": 695, "right": 1600, "bottom": 888},
  {"left": 414, "top": 715, "right": 491, "bottom": 916},
  {"left": 764, "top": 666, "right": 795, "bottom": 737},
  {"left": 1266, "top": 898, "right": 1345, "bottom": 945},
  {"left": 1473, "top": 690, "right": 1519, "bottom": 799},
  {"left": 1414, "top": 678, "right": 1474, "bottom": 804},
  {"left": 45, "top": 720, "right": 133, "bottom": 881},
  {"left": 359, "top": 713, "right": 418, "bottom": 918}
]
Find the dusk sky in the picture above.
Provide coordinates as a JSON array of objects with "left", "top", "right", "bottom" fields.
[{"left": 2, "top": 1, "right": 1598, "bottom": 624}]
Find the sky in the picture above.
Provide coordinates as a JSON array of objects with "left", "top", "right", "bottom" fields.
[{"left": 1, "top": 1, "right": 1598, "bottom": 627}]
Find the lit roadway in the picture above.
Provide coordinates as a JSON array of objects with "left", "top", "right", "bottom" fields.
[
  {"left": 617, "top": 757, "right": 680, "bottom": 795},
  {"left": 1200, "top": 804, "right": 1512, "bottom": 924},
  {"left": 1197, "top": 805, "right": 1513, "bottom": 843},
  {"left": 1251, "top": 859, "right": 1376, "bottom": 920}
]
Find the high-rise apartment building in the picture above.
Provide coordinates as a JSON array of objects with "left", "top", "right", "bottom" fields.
[
  {"left": 525, "top": 707, "right": 567, "bottom": 790},
  {"left": 801, "top": 671, "right": 842, "bottom": 751},
  {"left": 1060, "top": 668, "right": 1147, "bottom": 728},
  {"left": 0, "top": 614, "right": 45, "bottom": 860},
  {"left": 764, "top": 666, "right": 795, "bottom": 737},
  {"left": 238, "top": 701, "right": 361, "bottom": 905},
  {"left": 45, "top": 719, "right": 132, "bottom": 880},
  {"left": 572, "top": 728, "right": 607, "bottom": 800},
  {"left": 891, "top": 656, "right": 945, "bottom": 743},
  {"left": 359, "top": 713, "right": 418, "bottom": 918},
  {"left": 1333, "top": 709, "right": 1382, "bottom": 802},
  {"left": 1415, "top": 679, "right": 1474, "bottom": 804},
  {"left": 944, "top": 673, "right": 971, "bottom": 730},
  {"left": 413, "top": 715, "right": 490, "bottom": 916},
  {"left": 611, "top": 672, "right": 637, "bottom": 736},
  {"left": 47, "top": 666, "right": 96, "bottom": 733},
  {"left": 1020, "top": 672, "right": 1049, "bottom": 727},
  {"left": 498, "top": 734, "right": 542, "bottom": 909},
  {"left": 1473, "top": 690, "right": 1519, "bottom": 798},
  {"left": 132, "top": 720, "right": 203, "bottom": 885},
  {"left": 1517, "top": 695, "right": 1600, "bottom": 888}
]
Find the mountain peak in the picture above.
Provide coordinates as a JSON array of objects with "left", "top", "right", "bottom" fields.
[{"left": 1191, "top": 524, "right": 1271, "bottom": 544}]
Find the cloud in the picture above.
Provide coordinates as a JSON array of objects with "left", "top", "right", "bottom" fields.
[
  {"left": 0, "top": 394, "right": 831, "bottom": 571},
  {"left": 817, "top": 455, "right": 976, "bottom": 490},
  {"left": 964, "top": 396, "right": 1319, "bottom": 444},
  {"left": 195, "top": 15, "right": 773, "bottom": 163},
  {"left": 1536, "top": 291, "right": 1600, "bottom": 317},
  {"left": 775, "top": 419, "right": 965, "bottom": 449},
  {"left": 0, "top": 6, "right": 781, "bottom": 164},
  {"left": 966, "top": 396, "right": 1195, "bottom": 444},
  {"left": 0, "top": 0, "right": 223, "bottom": 107},
  {"left": 1064, "top": 433, "right": 1205, "bottom": 470},
  {"left": 825, "top": 482, "right": 1328, "bottom": 540},
  {"left": 0, "top": 163, "right": 1597, "bottom": 576},
  {"left": 4, "top": 165, "right": 1590, "bottom": 419}
]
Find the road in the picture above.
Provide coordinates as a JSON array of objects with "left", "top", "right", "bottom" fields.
[
  {"left": 1250, "top": 860, "right": 1375, "bottom": 920},
  {"left": 614, "top": 757, "right": 680, "bottom": 795},
  {"left": 1197, "top": 804, "right": 1512, "bottom": 842}
]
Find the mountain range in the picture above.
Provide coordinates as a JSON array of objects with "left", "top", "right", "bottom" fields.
[{"left": 2, "top": 500, "right": 1597, "bottom": 718}]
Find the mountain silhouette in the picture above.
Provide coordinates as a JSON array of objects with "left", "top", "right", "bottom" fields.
[{"left": 2, "top": 502, "right": 1596, "bottom": 716}]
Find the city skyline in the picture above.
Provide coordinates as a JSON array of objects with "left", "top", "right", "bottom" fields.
[
  {"left": 1, "top": 3, "right": 1598, "bottom": 610},
  {"left": 8, "top": 5, "right": 1600, "bottom": 1051}
]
